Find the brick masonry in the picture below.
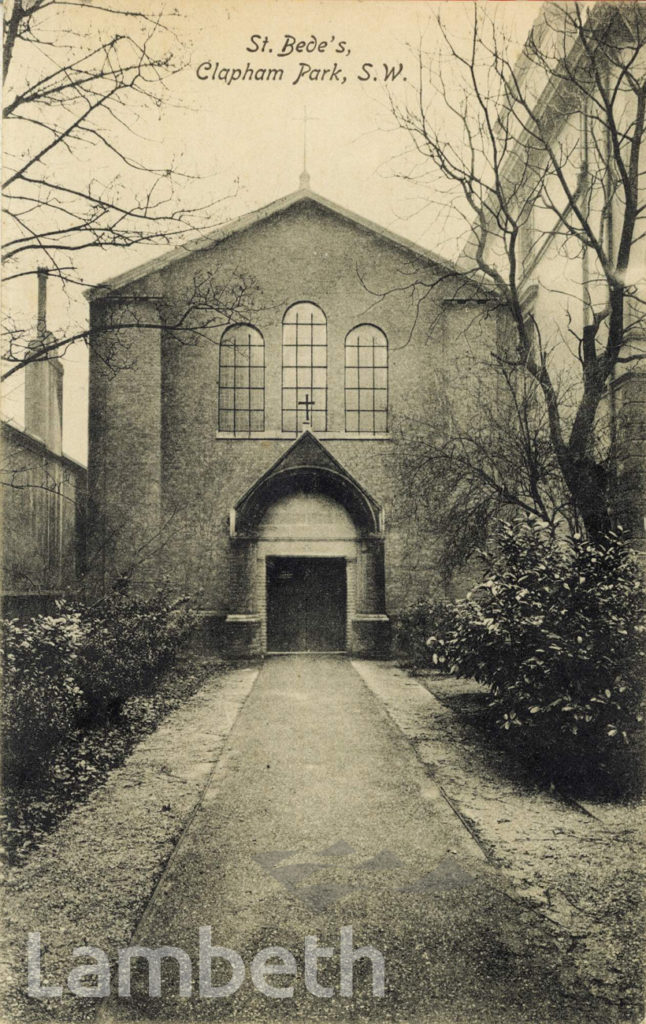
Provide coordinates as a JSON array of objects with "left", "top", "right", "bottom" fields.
[{"left": 87, "top": 195, "right": 506, "bottom": 653}]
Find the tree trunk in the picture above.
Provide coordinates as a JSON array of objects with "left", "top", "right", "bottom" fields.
[{"left": 561, "top": 454, "right": 612, "bottom": 540}]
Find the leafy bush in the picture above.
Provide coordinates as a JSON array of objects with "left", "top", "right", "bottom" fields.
[
  {"left": 2, "top": 589, "right": 196, "bottom": 783},
  {"left": 75, "top": 590, "right": 195, "bottom": 717},
  {"left": 447, "top": 519, "right": 646, "bottom": 782},
  {"left": 393, "top": 599, "right": 458, "bottom": 671},
  {"left": 2, "top": 651, "right": 224, "bottom": 864},
  {"left": 2, "top": 614, "right": 86, "bottom": 778}
]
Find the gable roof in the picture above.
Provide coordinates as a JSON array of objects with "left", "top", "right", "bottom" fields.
[
  {"left": 261, "top": 429, "right": 348, "bottom": 478},
  {"left": 86, "top": 187, "right": 488, "bottom": 299}
]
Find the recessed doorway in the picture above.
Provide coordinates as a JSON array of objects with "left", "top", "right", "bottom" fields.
[{"left": 266, "top": 556, "right": 346, "bottom": 652}]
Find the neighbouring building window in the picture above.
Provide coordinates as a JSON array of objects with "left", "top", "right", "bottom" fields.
[
  {"left": 282, "top": 302, "right": 327, "bottom": 432},
  {"left": 345, "top": 324, "right": 388, "bottom": 433},
  {"left": 218, "top": 324, "right": 265, "bottom": 434}
]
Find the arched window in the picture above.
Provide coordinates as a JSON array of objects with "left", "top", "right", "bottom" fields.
[
  {"left": 218, "top": 324, "right": 265, "bottom": 434},
  {"left": 345, "top": 325, "right": 388, "bottom": 433},
  {"left": 282, "top": 302, "right": 327, "bottom": 433}
]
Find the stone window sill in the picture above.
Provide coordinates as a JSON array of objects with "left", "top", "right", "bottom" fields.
[{"left": 215, "top": 432, "right": 392, "bottom": 441}]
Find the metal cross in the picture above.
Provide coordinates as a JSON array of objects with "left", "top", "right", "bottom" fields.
[
  {"left": 294, "top": 106, "right": 320, "bottom": 188},
  {"left": 298, "top": 392, "right": 315, "bottom": 424}
]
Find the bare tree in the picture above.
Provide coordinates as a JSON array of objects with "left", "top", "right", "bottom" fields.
[
  {"left": 392, "top": 316, "right": 575, "bottom": 574},
  {"left": 392, "top": 1, "right": 646, "bottom": 543},
  {"left": 3, "top": 268, "right": 266, "bottom": 382},
  {"left": 2, "top": 0, "right": 245, "bottom": 374}
]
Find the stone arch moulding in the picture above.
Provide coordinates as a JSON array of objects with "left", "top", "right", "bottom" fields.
[
  {"left": 224, "top": 432, "right": 390, "bottom": 658},
  {"left": 229, "top": 430, "right": 384, "bottom": 539}
]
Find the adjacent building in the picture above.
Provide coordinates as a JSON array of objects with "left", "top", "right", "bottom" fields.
[
  {"left": 475, "top": 2, "right": 645, "bottom": 544},
  {"left": 1, "top": 271, "right": 86, "bottom": 616}
]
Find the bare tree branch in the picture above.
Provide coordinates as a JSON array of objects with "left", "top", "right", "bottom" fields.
[
  {"left": 391, "top": 1, "right": 646, "bottom": 546},
  {"left": 2, "top": 0, "right": 239, "bottom": 375}
]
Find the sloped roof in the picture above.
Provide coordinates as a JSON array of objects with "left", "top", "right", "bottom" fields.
[
  {"left": 262, "top": 429, "right": 349, "bottom": 477},
  {"left": 86, "top": 187, "right": 486, "bottom": 299}
]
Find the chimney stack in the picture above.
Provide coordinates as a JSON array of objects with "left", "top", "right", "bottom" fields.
[
  {"left": 25, "top": 267, "right": 63, "bottom": 455},
  {"left": 37, "top": 266, "right": 48, "bottom": 340}
]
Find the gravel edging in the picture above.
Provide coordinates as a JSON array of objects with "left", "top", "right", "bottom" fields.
[
  {"left": 352, "top": 660, "right": 645, "bottom": 1019},
  {"left": 1, "top": 664, "right": 260, "bottom": 1023}
]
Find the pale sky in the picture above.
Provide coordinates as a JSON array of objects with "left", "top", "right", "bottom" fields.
[{"left": 2, "top": 0, "right": 542, "bottom": 463}]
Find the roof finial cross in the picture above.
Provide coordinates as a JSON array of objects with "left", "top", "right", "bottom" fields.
[{"left": 298, "top": 106, "right": 319, "bottom": 189}]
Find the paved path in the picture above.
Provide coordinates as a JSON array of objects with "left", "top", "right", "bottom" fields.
[{"left": 101, "top": 657, "right": 603, "bottom": 1023}]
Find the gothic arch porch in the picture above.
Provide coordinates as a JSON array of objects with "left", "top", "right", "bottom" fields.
[{"left": 225, "top": 432, "right": 390, "bottom": 656}]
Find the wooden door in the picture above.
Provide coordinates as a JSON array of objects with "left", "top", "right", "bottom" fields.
[{"left": 266, "top": 557, "right": 346, "bottom": 652}]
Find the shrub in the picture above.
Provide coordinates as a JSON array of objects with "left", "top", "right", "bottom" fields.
[
  {"left": 447, "top": 518, "right": 646, "bottom": 781},
  {"left": 2, "top": 614, "right": 86, "bottom": 779},
  {"left": 74, "top": 590, "right": 195, "bottom": 716},
  {"left": 393, "top": 599, "right": 458, "bottom": 671},
  {"left": 2, "top": 588, "right": 196, "bottom": 782}
]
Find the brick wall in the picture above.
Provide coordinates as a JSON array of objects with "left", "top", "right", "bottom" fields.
[
  {"left": 88, "top": 198, "right": 499, "bottom": 619},
  {"left": 88, "top": 299, "right": 162, "bottom": 591},
  {"left": 1, "top": 422, "right": 86, "bottom": 599}
]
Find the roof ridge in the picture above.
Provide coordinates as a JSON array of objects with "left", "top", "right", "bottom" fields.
[{"left": 86, "top": 189, "right": 495, "bottom": 299}]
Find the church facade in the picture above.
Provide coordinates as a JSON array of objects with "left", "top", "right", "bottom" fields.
[{"left": 87, "top": 189, "right": 501, "bottom": 656}]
